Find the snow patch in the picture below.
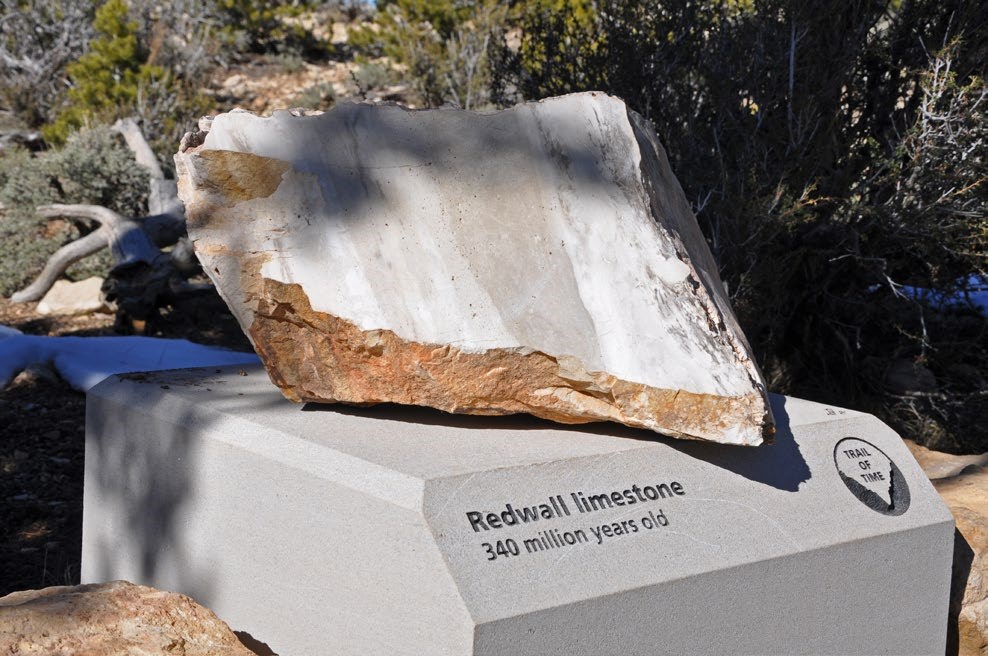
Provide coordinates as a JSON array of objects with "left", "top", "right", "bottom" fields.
[
  {"left": 902, "top": 275, "right": 988, "bottom": 315},
  {"left": 0, "top": 330, "right": 259, "bottom": 391},
  {"left": 0, "top": 325, "right": 23, "bottom": 339}
]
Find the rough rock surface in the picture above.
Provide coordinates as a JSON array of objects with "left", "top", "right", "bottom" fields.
[
  {"left": 935, "top": 481, "right": 988, "bottom": 653},
  {"left": 905, "top": 439, "right": 988, "bottom": 480},
  {"left": 908, "top": 440, "right": 988, "bottom": 655},
  {"left": 176, "top": 93, "right": 773, "bottom": 444},
  {"left": 0, "top": 580, "right": 259, "bottom": 655},
  {"left": 36, "top": 277, "right": 109, "bottom": 316},
  {"left": 941, "top": 470, "right": 988, "bottom": 656}
]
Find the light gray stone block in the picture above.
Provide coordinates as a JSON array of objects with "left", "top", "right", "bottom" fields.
[{"left": 83, "top": 365, "right": 954, "bottom": 656}]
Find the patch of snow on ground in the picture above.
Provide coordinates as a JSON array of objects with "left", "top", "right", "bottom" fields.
[
  {"left": 966, "top": 275, "right": 988, "bottom": 314},
  {"left": 0, "top": 330, "right": 259, "bottom": 391},
  {"left": 900, "top": 275, "right": 988, "bottom": 315}
]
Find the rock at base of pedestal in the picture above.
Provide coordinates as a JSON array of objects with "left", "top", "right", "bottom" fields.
[{"left": 0, "top": 580, "right": 261, "bottom": 656}]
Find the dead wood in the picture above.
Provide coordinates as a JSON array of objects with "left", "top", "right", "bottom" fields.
[{"left": 10, "top": 118, "right": 197, "bottom": 327}]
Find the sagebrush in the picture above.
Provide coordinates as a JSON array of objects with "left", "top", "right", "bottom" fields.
[{"left": 0, "top": 127, "right": 149, "bottom": 296}]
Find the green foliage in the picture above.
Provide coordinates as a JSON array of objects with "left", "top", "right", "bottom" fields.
[
  {"left": 42, "top": 0, "right": 168, "bottom": 145},
  {"left": 352, "top": 61, "right": 394, "bottom": 93},
  {"left": 372, "top": 0, "right": 475, "bottom": 41},
  {"left": 350, "top": 0, "right": 509, "bottom": 108},
  {"left": 0, "top": 126, "right": 148, "bottom": 295},
  {"left": 510, "top": 0, "right": 598, "bottom": 98},
  {"left": 291, "top": 81, "right": 338, "bottom": 109},
  {"left": 0, "top": 1, "right": 95, "bottom": 128},
  {"left": 271, "top": 52, "right": 307, "bottom": 74},
  {"left": 0, "top": 126, "right": 148, "bottom": 214},
  {"left": 32, "top": 0, "right": 214, "bottom": 161},
  {"left": 215, "top": 0, "right": 327, "bottom": 57},
  {"left": 493, "top": 0, "right": 987, "bottom": 451},
  {"left": 856, "top": 48, "right": 986, "bottom": 288}
]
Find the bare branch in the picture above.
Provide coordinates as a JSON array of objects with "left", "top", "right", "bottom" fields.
[
  {"left": 35, "top": 204, "right": 162, "bottom": 268},
  {"left": 113, "top": 118, "right": 164, "bottom": 180},
  {"left": 112, "top": 118, "right": 186, "bottom": 219},
  {"left": 35, "top": 203, "right": 127, "bottom": 225},
  {"left": 10, "top": 229, "right": 109, "bottom": 303},
  {"left": 8, "top": 119, "right": 192, "bottom": 320}
]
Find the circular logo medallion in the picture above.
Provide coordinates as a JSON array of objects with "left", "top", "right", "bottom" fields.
[{"left": 833, "top": 437, "right": 910, "bottom": 515}]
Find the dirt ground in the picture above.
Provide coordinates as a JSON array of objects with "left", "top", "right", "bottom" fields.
[{"left": 0, "top": 292, "right": 251, "bottom": 596}]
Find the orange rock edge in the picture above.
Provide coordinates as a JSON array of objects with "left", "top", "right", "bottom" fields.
[{"left": 248, "top": 278, "right": 774, "bottom": 444}]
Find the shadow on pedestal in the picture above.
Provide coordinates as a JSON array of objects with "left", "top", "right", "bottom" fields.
[{"left": 304, "top": 393, "right": 811, "bottom": 492}]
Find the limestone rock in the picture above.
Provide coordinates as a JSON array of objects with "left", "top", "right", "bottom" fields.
[
  {"left": 36, "top": 277, "right": 109, "bottom": 315},
  {"left": 0, "top": 580, "right": 259, "bottom": 655},
  {"left": 176, "top": 93, "right": 774, "bottom": 445},
  {"left": 924, "top": 457, "right": 988, "bottom": 656}
]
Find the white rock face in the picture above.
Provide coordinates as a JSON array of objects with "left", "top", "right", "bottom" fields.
[{"left": 176, "top": 93, "right": 773, "bottom": 444}]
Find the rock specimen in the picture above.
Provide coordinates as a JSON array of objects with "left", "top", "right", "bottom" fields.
[
  {"left": 176, "top": 93, "right": 773, "bottom": 444},
  {"left": 0, "top": 580, "right": 259, "bottom": 656}
]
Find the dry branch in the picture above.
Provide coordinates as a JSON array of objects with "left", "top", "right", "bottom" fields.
[
  {"left": 35, "top": 204, "right": 163, "bottom": 268},
  {"left": 10, "top": 118, "right": 194, "bottom": 316},
  {"left": 10, "top": 229, "right": 109, "bottom": 302}
]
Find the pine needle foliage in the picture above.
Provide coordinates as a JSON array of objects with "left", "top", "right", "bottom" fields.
[{"left": 42, "top": 0, "right": 168, "bottom": 145}]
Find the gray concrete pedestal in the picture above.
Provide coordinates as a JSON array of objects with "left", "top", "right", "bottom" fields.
[{"left": 82, "top": 365, "right": 954, "bottom": 655}]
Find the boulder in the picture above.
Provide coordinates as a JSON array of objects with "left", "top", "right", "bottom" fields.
[
  {"left": 938, "top": 469, "right": 988, "bottom": 656},
  {"left": 36, "top": 277, "right": 110, "bottom": 316},
  {"left": 905, "top": 439, "right": 988, "bottom": 481},
  {"left": 0, "top": 580, "right": 261, "bottom": 655},
  {"left": 176, "top": 94, "right": 774, "bottom": 445},
  {"left": 908, "top": 440, "right": 988, "bottom": 655}
]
